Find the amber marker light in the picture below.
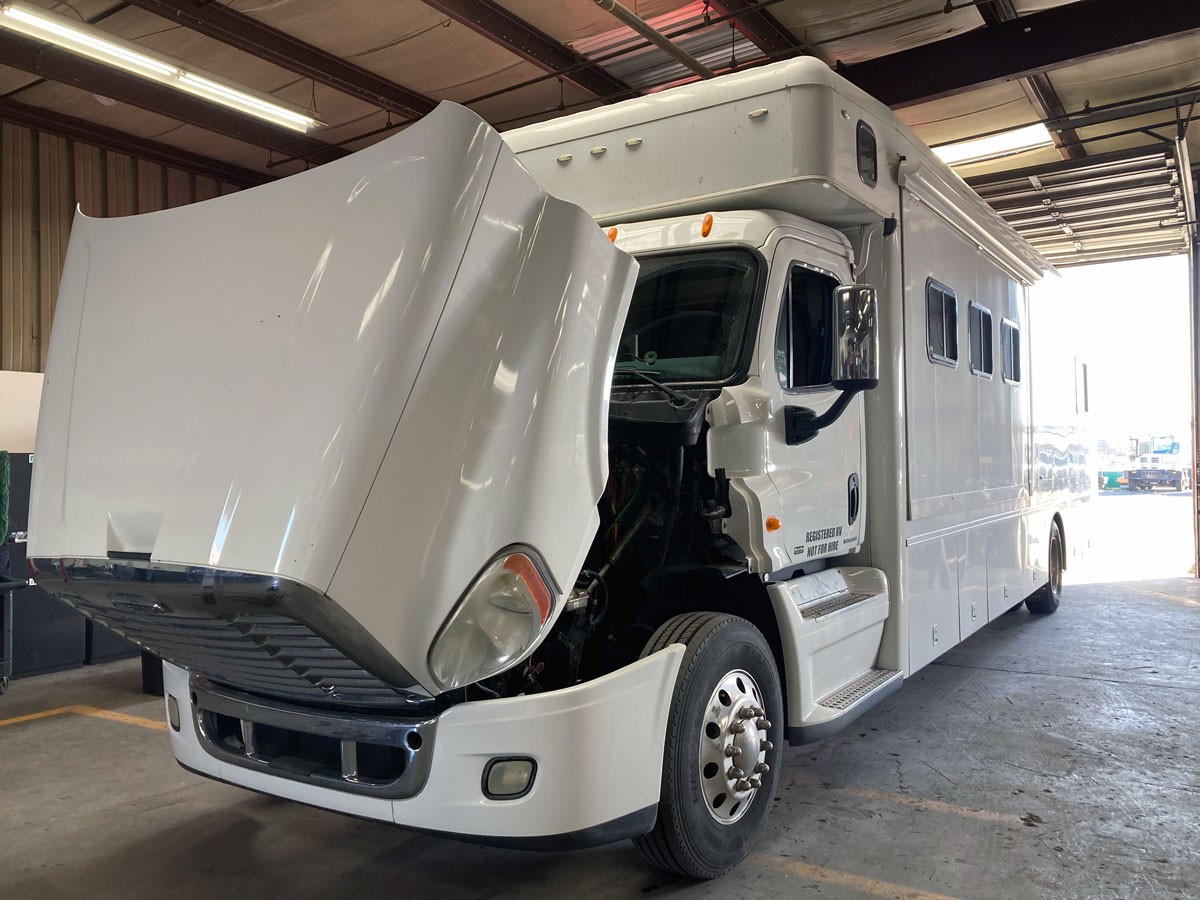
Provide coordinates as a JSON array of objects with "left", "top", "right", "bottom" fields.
[
  {"left": 503, "top": 553, "right": 553, "bottom": 623},
  {"left": 765, "top": 516, "right": 782, "bottom": 533},
  {"left": 701, "top": 213, "right": 714, "bottom": 237},
  {"left": 607, "top": 227, "right": 619, "bottom": 243}
]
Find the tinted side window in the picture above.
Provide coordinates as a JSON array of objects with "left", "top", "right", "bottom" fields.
[
  {"left": 776, "top": 266, "right": 837, "bottom": 390},
  {"left": 968, "top": 302, "right": 993, "bottom": 377},
  {"left": 1001, "top": 320, "right": 1021, "bottom": 384},
  {"left": 926, "top": 280, "right": 958, "bottom": 366},
  {"left": 856, "top": 121, "right": 877, "bottom": 188}
]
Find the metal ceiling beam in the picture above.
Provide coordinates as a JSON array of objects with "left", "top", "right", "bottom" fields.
[
  {"left": 421, "top": 0, "right": 633, "bottom": 100},
  {"left": 842, "top": 0, "right": 1200, "bottom": 109},
  {"left": 123, "top": 0, "right": 436, "bottom": 119},
  {"left": 968, "top": 146, "right": 1176, "bottom": 190},
  {"left": 0, "top": 96, "right": 269, "bottom": 186},
  {"left": 593, "top": 0, "right": 714, "bottom": 79},
  {"left": 1047, "top": 89, "right": 1200, "bottom": 134},
  {"left": 705, "top": 0, "right": 805, "bottom": 58},
  {"left": 0, "top": 30, "right": 345, "bottom": 165},
  {"left": 976, "top": 0, "right": 1083, "bottom": 161}
]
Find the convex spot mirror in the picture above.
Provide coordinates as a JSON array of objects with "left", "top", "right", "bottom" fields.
[{"left": 831, "top": 284, "right": 879, "bottom": 391}]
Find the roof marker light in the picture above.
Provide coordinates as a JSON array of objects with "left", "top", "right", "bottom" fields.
[
  {"left": 701, "top": 214, "right": 713, "bottom": 237},
  {"left": 607, "top": 227, "right": 619, "bottom": 243}
]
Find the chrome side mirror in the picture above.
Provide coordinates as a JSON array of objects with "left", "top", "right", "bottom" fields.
[
  {"left": 785, "top": 283, "right": 880, "bottom": 446},
  {"left": 832, "top": 284, "right": 879, "bottom": 391}
]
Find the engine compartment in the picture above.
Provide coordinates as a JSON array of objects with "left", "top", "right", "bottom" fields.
[{"left": 464, "top": 389, "right": 784, "bottom": 701}]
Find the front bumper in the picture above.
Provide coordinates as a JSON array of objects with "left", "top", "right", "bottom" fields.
[
  {"left": 1129, "top": 470, "right": 1181, "bottom": 486},
  {"left": 163, "top": 644, "right": 684, "bottom": 845}
]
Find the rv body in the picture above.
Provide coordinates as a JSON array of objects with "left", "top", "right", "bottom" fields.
[{"left": 28, "top": 59, "right": 1088, "bottom": 877}]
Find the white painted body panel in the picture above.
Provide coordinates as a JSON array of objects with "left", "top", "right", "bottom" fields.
[
  {"left": 505, "top": 58, "right": 1046, "bottom": 283},
  {"left": 29, "top": 102, "right": 636, "bottom": 693},
  {"left": 164, "top": 647, "right": 683, "bottom": 836}
]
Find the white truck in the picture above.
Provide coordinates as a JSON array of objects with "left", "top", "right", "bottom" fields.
[
  {"left": 1127, "top": 436, "right": 1191, "bottom": 491},
  {"left": 28, "top": 59, "right": 1089, "bottom": 879}
]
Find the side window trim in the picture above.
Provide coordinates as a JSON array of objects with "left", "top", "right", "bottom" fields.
[
  {"left": 968, "top": 301, "right": 993, "bottom": 379},
  {"left": 1001, "top": 318, "right": 1021, "bottom": 385},
  {"left": 926, "top": 278, "right": 958, "bottom": 368}
]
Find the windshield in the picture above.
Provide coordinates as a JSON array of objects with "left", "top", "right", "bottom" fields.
[{"left": 614, "top": 249, "right": 760, "bottom": 384}]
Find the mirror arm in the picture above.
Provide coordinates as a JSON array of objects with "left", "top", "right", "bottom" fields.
[{"left": 785, "top": 388, "right": 860, "bottom": 446}]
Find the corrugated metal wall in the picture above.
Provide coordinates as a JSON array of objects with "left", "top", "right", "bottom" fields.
[{"left": 0, "top": 122, "right": 242, "bottom": 372}]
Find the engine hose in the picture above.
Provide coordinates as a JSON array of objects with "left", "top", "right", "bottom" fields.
[
  {"left": 654, "top": 447, "right": 685, "bottom": 567},
  {"left": 598, "top": 503, "right": 654, "bottom": 581}
]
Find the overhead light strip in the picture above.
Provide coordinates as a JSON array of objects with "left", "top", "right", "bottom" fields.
[
  {"left": 933, "top": 123, "right": 1054, "bottom": 168},
  {"left": 0, "top": 1, "right": 320, "bottom": 132}
]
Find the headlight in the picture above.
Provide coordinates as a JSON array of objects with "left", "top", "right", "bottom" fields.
[{"left": 428, "top": 548, "right": 555, "bottom": 692}]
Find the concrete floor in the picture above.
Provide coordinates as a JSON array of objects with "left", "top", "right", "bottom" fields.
[{"left": 1, "top": 493, "right": 1197, "bottom": 899}]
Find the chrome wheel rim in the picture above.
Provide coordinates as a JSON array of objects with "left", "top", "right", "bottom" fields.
[{"left": 698, "top": 668, "right": 773, "bottom": 824}]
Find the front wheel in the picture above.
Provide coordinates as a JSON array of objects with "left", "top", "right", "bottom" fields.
[
  {"left": 1027, "top": 521, "right": 1063, "bottom": 614},
  {"left": 633, "top": 613, "right": 784, "bottom": 879}
]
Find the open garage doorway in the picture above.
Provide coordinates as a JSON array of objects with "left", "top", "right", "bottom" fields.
[{"left": 1032, "top": 255, "right": 1194, "bottom": 584}]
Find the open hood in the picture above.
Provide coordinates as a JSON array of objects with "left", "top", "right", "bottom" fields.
[{"left": 29, "top": 102, "right": 636, "bottom": 697}]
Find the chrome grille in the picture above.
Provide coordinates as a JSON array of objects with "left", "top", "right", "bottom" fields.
[
  {"left": 33, "top": 558, "right": 422, "bottom": 709},
  {"left": 74, "top": 598, "right": 404, "bottom": 706}
]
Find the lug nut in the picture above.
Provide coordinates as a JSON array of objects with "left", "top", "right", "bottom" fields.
[
  {"left": 730, "top": 721, "right": 746, "bottom": 734},
  {"left": 728, "top": 767, "right": 745, "bottom": 780},
  {"left": 724, "top": 745, "right": 742, "bottom": 758},
  {"left": 748, "top": 776, "right": 762, "bottom": 789},
  {"left": 736, "top": 779, "right": 752, "bottom": 791},
  {"left": 761, "top": 740, "right": 774, "bottom": 751},
  {"left": 739, "top": 707, "right": 756, "bottom": 719},
  {"left": 756, "top": 718, "right": 771, "bottom": 730},
  {"left": 754, "top": 762, "right": 770, "bottom": 774}
]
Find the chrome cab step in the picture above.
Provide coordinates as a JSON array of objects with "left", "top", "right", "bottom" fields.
[{"left": 766, "top": 567, "right": 900, "bottom": 745}]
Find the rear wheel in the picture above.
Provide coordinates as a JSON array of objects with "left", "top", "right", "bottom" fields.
[
  {"left": 1027, "top": 521, "right": 1063, "bottom": 614},
  {"left": 633, "top": 613, "right": 783, "bottom": 879}
]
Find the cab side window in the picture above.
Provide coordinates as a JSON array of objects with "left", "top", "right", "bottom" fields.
[{"left": 775, "top": 265, "right": 837, "bottom": 390}]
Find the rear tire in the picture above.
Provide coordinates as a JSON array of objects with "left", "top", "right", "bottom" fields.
[
  {"left": 633, "top": 613, "right": 783, "bottom": 879},
  {"left": 1027, "top": 521, "right": 1063, "bottom": 614}
]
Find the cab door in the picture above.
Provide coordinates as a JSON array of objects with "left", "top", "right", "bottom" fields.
[{"left": 760, "top": 240, "right": 867, "bottom": 568}]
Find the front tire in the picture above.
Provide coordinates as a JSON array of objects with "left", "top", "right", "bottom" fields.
[
  {"left": 633, "top": 613, "right": 784, "bottom": 879},
  {"left": 1027, "top": 521, "right": 1063, "bottom": 614}
]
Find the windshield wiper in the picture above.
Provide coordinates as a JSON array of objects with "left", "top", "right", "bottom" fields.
[{"left": 615, "top": 370, "right": 697, "bottom": 409}]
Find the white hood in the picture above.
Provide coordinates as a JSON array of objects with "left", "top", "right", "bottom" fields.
[{"left": 29, "top": 102, "right": 636, "bottom": 693}]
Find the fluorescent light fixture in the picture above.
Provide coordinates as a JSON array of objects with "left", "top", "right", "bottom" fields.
[
  {"left": 932, "top": 123, "right": 1054, "bottom": 167},
  {"left": 0, "top": 1, "right": 321, "bottom": 132}
]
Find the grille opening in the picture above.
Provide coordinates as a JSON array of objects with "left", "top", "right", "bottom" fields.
[
  {"left": 210, "top": 711, "right": 246, "bottom": 753},
  {"left": 201, "top": 709, "right": 410, "bottom": 786},
  {"left": 254, "top": 721, "right": 341, "bottom": 777},
  {"left": 356, "top": 742, "right": 408, "bottom": 783}
]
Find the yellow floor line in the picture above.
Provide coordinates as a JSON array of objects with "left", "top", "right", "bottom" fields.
[
  {"left": 0, "top": 706, "right": 78, "bottom": 728},
  {"left": 0, "top": 704, "right": 166, "bottom": 732},
  {"left": 787, "top": 776, "right": 1022, "bottom": 825},
  {"left": 72, "top": 704, "right": 168, "bottom": 732},
  {"left": 751, "top": 853, "right": 960, "bottom": 900}
]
